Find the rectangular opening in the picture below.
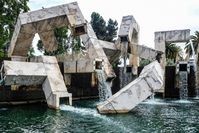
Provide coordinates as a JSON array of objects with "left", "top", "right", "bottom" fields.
[
  {"left": 95, "top": 61, "right": 103, "bottom": 70},
  {"left": 74, "top": 26, "right": 86, "bottom": 36},
  {"left": 179, "top": 64, "right": 187, "bottom": 71},
  {"left": 120, "top": 36, "right": 128, "bottom": 42},
  {"left": 60, "top": 97, "right": 69, "bottom": 105},
  {"left": 126, "top": 66, "right": 132, "bottom": 73}
]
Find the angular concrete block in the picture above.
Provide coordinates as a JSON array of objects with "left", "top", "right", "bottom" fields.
[
  {"left": 97, "top": 61, "right": 164, "bottom": 114},
  {"left": 118, "top": 15, "right": 139, "bottom": 43},
  {"left": 41, "top": 56, "right": 72, "bottom": 109},
  {"left": 154, "top": 29, "right": 190, "bottom": 52},
  {"left": 80, "top": 24, "right": 116, "bottom": 80},
  {"left": 8, "top": 2, "right": 87, "bottom": 57},
  {"left": 3, "top": 61, "right": 46, "bottom": 85}
]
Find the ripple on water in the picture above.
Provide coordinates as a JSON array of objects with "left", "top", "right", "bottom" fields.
[
  {"left": 60, "top": 104, "right": 132, "bottom": 132},
  {"left": 0, "top": 99, "right": 199, "bottom": 132}
]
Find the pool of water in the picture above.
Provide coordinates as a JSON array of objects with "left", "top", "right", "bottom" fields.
[{"left": 0, "top": 98, "right": 199, "bottom": 132}]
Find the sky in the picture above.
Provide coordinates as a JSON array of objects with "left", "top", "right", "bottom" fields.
[{"left": 28, "top": 0, "right": 199, "bottom": 49}]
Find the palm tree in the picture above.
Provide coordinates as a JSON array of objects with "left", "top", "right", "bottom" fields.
[
  {"left": 166, "top": 43, "right": 183, "bottom": 63},
  {"left": 185, "top": 31, "right": 199, "bottom": 56}
]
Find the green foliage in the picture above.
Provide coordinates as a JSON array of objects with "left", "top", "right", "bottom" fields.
[
  {"left": 166, "top": 58, "right": 175, "bottom": 66},
  {"left": 37, "top": 26, "right": 83, "bottom": 56},
  {"left": 91, "top": 12, "right": 106, "bottom": 40},
  {"left": 0, "top": 0, "right": 29, "bottom": 57},
  {"left": 166, "top": 43, "right": 182, "bottom": 63},
  {"left": 90, "top": 12, "right": 118, "bottom": 42},
  {"left": 27, "top": 46, "right": 35, "bottom": 58},
  {"left": 106, "top": 19, "right": 118, "bottom": 42},
  {"left": 185, "top": 31, "right": 199, "bottom": 56},
  {"left": 139, "top": 59, "right": 151, "bottom": 67}
]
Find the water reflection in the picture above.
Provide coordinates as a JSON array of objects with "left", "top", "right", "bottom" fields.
[{"left": 0, "top": 99, "right": 199, "bottom": 132}]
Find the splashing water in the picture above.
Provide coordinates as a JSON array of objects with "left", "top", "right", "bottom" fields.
[
  {"left": 60, "top": 104, "right": 131, "bottom": 132},
  {"left": 60, "top": 104, "right": 101, "bottom": 117},
  {"left": 95, "top": 70, "right": 112, "bottom": 101}
]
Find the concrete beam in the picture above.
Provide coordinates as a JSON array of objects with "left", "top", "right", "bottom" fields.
[
  {"left": 3, "top": 61, "right": 46, "bottom": 85},
  {"left": 131, "top": 44, "right": 162, "bottom": 61},
  {"left": 97, "top": 61, "right": 164, "bottom": 113},
  {"left": 41, "top": 56, "right": 72, "bottom": 109},
  {"left": 155, "top": 29, "right": 190, "bottom": 52},
  {"left": 8, "top": 2, "right": 87, "bottom": 57}
]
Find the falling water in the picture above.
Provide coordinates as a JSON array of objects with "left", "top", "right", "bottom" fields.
[
  {"left": 179, "top": 72, "right": 188, "bottom": 99},
  {"left": 121, "top": 41, "right": 128, "bottom": 73},
  {"left": 95, "top": 70, "right": 112, "bottom": 101},
  {"left": 150, "top": 92, "right": 155, "bottom": 101}
]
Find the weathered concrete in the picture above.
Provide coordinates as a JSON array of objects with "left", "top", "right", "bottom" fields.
[
  {"left": 56, "top": 23, "right": 116, "bottom": 80},
  {"left": 8, "top": 2, "right": 87, "bottom": 57},
  {"left": 2, "top": 56, "right": 72, "bottom": 109},
  {"left": 80, "top": 23, "right": 116, "bottom": 80},
  {"left": 3, "top": 61, "right": 46, "bottom": 85},
  {"left": 97, "top": 61, "right": 164, "bottom": 114},
  {"left": 99, "top": 40, "right": 121, "bottom": 64},
  {"left": 155, "top": 29, "right": 190, "bottom": 53},
  {"left": 118, "top": 15, "right": 139, "bottom": 43},
  {"left": 131, "top": 44, "right": 162, "bottom": 61},
  {"left": 154, "top": 29, "right": 190, "bottom": 93},
  {"left": 118, "top": 15, "right": 140, "bottom": 75},
  {"left": 63, "top": 59, "right": 103, "bottom": 73},
  {"left": 41, "top": 56, "right": 72, "bottom": 109}
]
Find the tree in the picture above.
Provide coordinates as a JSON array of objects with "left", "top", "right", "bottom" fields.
[
  {"left": 90, "top": 12, "right": 106, "bottom": 40},
  {"left": 90, "top": 12, "right": 118, "bottom": 42},
  {"left": 166, "top": 43, "right": 182, "bottom": 63},
  {"left": 27, "top": 46, "right": 35, "bottom": 58},
  {"left": 139, "top": 58, "right": 151, "bottom": 67},
  {"left": 0, "top": 0, "right": 29, "bottom": 57},
  {"left": 185, "top": 31, "right": 199, "bottom": 56},
  {"left": 106, "top": 19, "right": 118, "bottom": 42}
]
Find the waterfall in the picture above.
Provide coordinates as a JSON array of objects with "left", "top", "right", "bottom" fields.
[
  {"left": 179, "top": 71, "right": 188, "bottom": 99},
  {"left": 96, "top": 70, "right": 112, "bottom": 101},
  {"left": 121, "top": 42, "right": 128, "bottom": 73}
]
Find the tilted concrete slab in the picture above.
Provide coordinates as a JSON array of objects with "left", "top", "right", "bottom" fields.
[
  {"left": 8, "top": 2, "right": 87, "bottom": 57},
  {"left": 97, "top": 61, "right": 164, "bottom": 114}
]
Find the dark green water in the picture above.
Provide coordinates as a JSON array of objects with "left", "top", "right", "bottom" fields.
[{"left": 0, "top": 98, "right": 199, "bottom": 133}]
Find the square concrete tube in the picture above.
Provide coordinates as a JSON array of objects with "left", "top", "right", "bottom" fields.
[
  {"left": 97, "top": 61, "right": 164, "bottom": 114},
  {"left": 8, "top": 2, "right": 87, "bottom": 57},
  {"left": 3, "top": 56, "right": 72, "bottom": 109}
]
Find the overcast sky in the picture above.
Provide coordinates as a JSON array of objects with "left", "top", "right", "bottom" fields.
[{"left": 28, "top": 0, "right": 199, "bottom": 48}]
